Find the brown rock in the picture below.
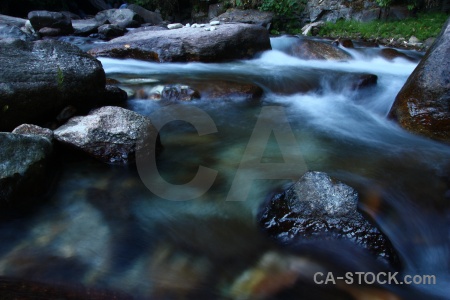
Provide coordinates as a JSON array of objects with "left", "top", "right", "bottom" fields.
[
  {"left": 290, "top": 38, "right": 352, "bottom": 61},
  {"left": 388, "top": 18, "right": 450, "bottom": 143}
]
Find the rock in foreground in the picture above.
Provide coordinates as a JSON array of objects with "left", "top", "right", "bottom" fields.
[
  {"left": 54, "top": 106, "right": 160, "bottom": 165},
  {"left": 0, "top": 133, "right": 53, "bottom": 207},
  {"left": 388, "top": 17, "right": 450, "bottom": 143},
  {"left": 0, "top": 39, "right": 106, "bottom": 131},
  {"left": 88, "top": 23, "right": 271, "bottom": 62},
  {"left": 258, "top": 171, "right": 397, "bottom": 263}
]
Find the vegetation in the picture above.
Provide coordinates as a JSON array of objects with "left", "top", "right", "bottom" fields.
[{"left": 318, "top": 12, "right": 448, "bottom": 41}]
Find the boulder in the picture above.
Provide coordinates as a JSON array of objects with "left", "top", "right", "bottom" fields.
[
  {"left": 54, "top": 106, "right": 160, "bottom": 165},
  {"left": 124, "top": 25, "right": 168, "bottom": 35},
  {"left": 100, "top": 85, "right": 128, "bottom": 105},
  {"left": 95, "top": 9, "right": 143, "bottom": 29},
  {"left": 12, "top": 124, "right": 54, "bottom": 141},
  {"left": 38, "top": 27, "right": 62, "bottom": 37},
  {"left": 126, "top": 4, "right": 163, "bottom": 25},
  {"left": 379, "top": 48, "right": 415, "bottom": 62},
  {"left": 289, "top": 38, "right": 352, "bottom": 61},
  {"left": 0, "top": 24, "right": 34, "bottom": 41},
  {"left": 388, "top": 18, "right": 450, "bottom": 143},
  {"left": 88, "top": 23, "right": 271, "bottom": 62},
  {"left": 258, "top": 171, "right": 397, "bottom": 263},
  {"left": 28, "top": 11, "right": 74, "bottom": 35},
  {"left": 0, "top": 39, "right": 106, "bottom": 131},
  {"left": 0, "top": 133, "right": 53, "bottom": 207},
  {"left": 0, "top": 14, "right": 27, "bottom": 27},
  {"left": 98, "top": 24, "right": 126, "bottom": 39},
  {"left": 72, "top": 19, "right": 99, "bottom": 36},
  {"left": 211, "top": 8, "right": 273, "bottom": 28}
]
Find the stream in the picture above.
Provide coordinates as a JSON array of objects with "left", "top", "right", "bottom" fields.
[{"left": 0, "top": 36, "right": 449, "bottom": 299}]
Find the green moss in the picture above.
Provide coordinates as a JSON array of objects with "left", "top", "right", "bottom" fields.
[
  {"left": 318, "top": 12, "right": 448, "bottom": 41},
  {"left": 57, "top": 66, "right": 64, "bottom": 89}
]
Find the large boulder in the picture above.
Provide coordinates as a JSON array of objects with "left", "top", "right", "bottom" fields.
[
  {"left": 388, "top": 17, "right": 450, "bottom": 143},
  {"left": 0, "top": 24, "right": 34, "bottom": 41},
  {"left": 0, "top": 39, "right": 106, "bottom": 131},
  {"left": 211, "top": 8, "right": 274, "bottom": 28},
  {"left": 54, "top": 106, "right": 160, "bottom": 165},
  {"left": 126, "top": 4, "right": 163, "bottom": 25},
  {"left": 304, "top": 0, "right": 379, "bottom": 23},
  {"left": 0, "top": 14, "right": 27, "bottom": 27},
  {"left": 88, "top": 23, "right": 271, "bottom": 62},
  {"left": 28, "top": 11, "right": 74, "bottom": 35},
  {"left": 289, "top": 38, "right": 352, "bottom": 61},
  {"left": 0, "top": 133, "right": 53, "bottom": 207},
  {"left": 95, "top": 9, "right": 144, "bottom": 29},
  {"left": 258, "top": 171, "right": 397, "bottom": 263}
]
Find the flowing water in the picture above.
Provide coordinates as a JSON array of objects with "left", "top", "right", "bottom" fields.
[{"left": 1, "top": 36, "right": 449, "bottom": 299}]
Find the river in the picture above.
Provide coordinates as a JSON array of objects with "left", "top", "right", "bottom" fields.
[{"left": 0, "top": 36, "right": 449, "bottom": 299}]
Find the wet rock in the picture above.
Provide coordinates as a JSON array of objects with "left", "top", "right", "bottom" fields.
[
  {"left": 126, "top": 4, "right": 163, "bottom": 25},
  {"left": 0, "top": 39, "right": 106, "bottom": 131},
  {"left": 339, "top": 38, "right": 354, "bottom": 48},
  {"left": 351, "top": 73, "right": 378, "bottom": 90},
  {"left": 28, "top": 11, "right": 74, "bottom": 35},
  {"left": 258, "top": 171, "right": 397, "bottom": 263},
  {"left": 194, "top": 80, "right": 263, "bottom": 101},
  {"left": 72, "top": 19, "right": 100, "bottom": 36},
  {"left": 0, "top": 24, "right": 34, "bottom": 41},
  {"left": 38, "top": 27, "right": 62, "bottom": 37},
  {"left": 88, "top": 23, "right": 271, "bottom": 62},
  {"left": 161, "top": 85, "right": 200, "bottom": 102},
  {"left": 211, "top": 8, "right": 274, "bottom": 28},
  {"left": 100, "top": 85, "right": 128, "bottom": 105},
  {"left": 379, "top": 48, "right": 415, "bottom": 62},
  {"left": 0, "top": 133, "right": 53, "bottom": 207},
  {"left": 98, "top": 24, "right": 126, "bottom": 39},
  {"left": 95, "top": 9, "right": 143, "bottom": 29},
  {"left": 12, "top": 124, "right": 54, "bottom": 141},
  {"left": 0, "top": 14, "right": 27, "bottom": 27},
  {"left": 54, "top": 106, "right": 160, "bottom": 165},
  {"left": 289, "top": 38, "right": 352, "bottom": 61},
  {"left": 56, "top": 106, "right": 78, "bottom": 123},
  {"left": 388, "top": 18, "right": 450, "bottom": 144}
]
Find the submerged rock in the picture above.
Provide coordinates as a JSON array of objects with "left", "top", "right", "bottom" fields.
[
  {"left": 258, "top": 171, "right": 397, "bottom": 263},
  {"left": 88, "top": 23, "right": 271, "bottom": 62},
  {"left": 388, "top": 17, "right": 450, "bottom": 143},
  {"left": 54, "top": 106, "right": 160, "bottom": 165},
  {"left": 0, "top": 133, "right": 53, "bottom": 207},
  {"left": 0, "top": 39, "right": 106, "bottom": 131},
  {"left": 289, "top": 38, "right": 352, "bottom": 61},
  {"left": 28, "top": 11, "right": 73, "bottom": 35}
]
